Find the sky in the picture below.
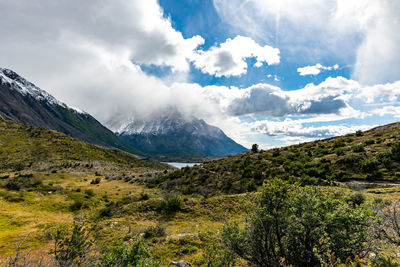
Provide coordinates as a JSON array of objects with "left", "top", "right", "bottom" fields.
[{"left": 0, "top": 0, "right": 399, "bottom": 148}]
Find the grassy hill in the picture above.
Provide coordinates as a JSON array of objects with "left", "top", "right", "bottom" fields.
[
  {"left": 0, "top": 120, "right": 166, "bottom": 172},
  {"left": 147, "top": 122, "right": 400, "bottom": 196},
  {"left": 1, "top": 120, "right": 400, "bottom": 266}
]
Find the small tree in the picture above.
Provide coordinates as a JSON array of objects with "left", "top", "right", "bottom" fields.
[
  {"left": 222, "top": 179, "right": 377, "bottom": 266},
  {"left": 52, "top": 222, "right": 94, "bottom": 266},
  {"left": 251, "top": 144, "right": 259, "bottom": 153}
]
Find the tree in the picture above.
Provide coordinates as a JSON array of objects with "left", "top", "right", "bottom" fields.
[
  {"left": 251, "top": 144, "right": 259, "bottom": 153},
  {"left": 52, "top": 222, "right": 94, "bottom": 266},
  {"left": 222, "top": 179, "right": 377, "bottom": 267}
]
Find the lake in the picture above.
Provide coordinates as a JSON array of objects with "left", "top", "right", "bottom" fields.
[{"left": 162, "top": 162, "right": 200, "bottom": 168}]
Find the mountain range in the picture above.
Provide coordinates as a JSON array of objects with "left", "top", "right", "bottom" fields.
[
  {"left": 0, "top": 68, "right": 247, "bottom": 158},
  {"left": 118, "top": 110, "right": 247, "bottom": 157}
]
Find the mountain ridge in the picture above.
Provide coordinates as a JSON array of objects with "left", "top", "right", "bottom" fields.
[
  {"left": 118, "top": 110, "right": 248, "bottom": 157},
  {"left": 0, "top": 68, "right": 141, "bottom": 155}
]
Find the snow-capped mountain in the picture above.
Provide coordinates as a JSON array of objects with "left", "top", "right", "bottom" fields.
[
  {"left": 0, "top": 68, "right": 138, "bottom": 154},
  {"left": 118, "top": 110, "right": 248, "bottom": 157}
]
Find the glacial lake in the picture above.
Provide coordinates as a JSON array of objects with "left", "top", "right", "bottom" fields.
[{"left": 162, "top": 162, "right": 200, "bottom": 168}]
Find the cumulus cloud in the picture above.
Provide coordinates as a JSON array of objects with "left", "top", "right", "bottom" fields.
[
  {"left": 0, "top": 0, "right": 397, "bottom": 149},
  {"left": 297, "top": 64, "right": 339, "bottom": 76},
  {"left": 191, "top": 36, "right": 280, "bottom": 77},
  {"left": 213, "top": 0, "right": 400, "bottom": 84},
  {"left": 226, "top": 77, "right": 358, "bottom": 117}
]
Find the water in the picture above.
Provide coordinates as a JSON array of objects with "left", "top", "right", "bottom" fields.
[{"left": 162, "top": 162, "right": 200, "bottom": 168}]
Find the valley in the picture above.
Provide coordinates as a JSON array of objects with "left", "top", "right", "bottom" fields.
[{"left": 1, "top": 118, "right": 400, "bottom": 266}]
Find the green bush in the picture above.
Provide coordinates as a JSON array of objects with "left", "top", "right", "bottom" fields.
[
  {"left": 98, "top": 240, "right": 158, "bottom": 267},
  {"left": 334, "top": 147, "right": 345, "bottom": 156},
  {"left": 222, "top": 179, "right": 377, "bottom": 266},
  {"left": 51, "top": 223, "right": 93, "bottom": 266},
  {"left": 139, "top": 192, "right": 150, "bottom": 201},
  {"left": 352, "top": 145, "right": 365, "bottom": 152},
  {"left": 390, "top": 141, "right": 400, "bottom": 161},
  {"left": 143, "top": 225, "right": 165, "bottom": 239},
  {"left": 90, "top": 177, "right": 101, "bottom": 184},
  {"left": 361, "top": 159, "right": 379, "bottom": 173},
  {"left": 165, "top": 195, "right": 183, "bottom": 212},
  {"left": 70, "top": 199, "right": 87, "bottom": 211}
]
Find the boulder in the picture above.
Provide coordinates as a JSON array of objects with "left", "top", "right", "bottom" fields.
[{"left": 168, "top": 260, "right": 192, "bottom": 267}]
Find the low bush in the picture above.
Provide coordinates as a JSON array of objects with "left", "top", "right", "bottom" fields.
[{"left": 143, "top": 225, "right": 165, "bottom": 239}]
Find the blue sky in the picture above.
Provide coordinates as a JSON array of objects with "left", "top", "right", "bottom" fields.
[{"left": 0, "top": 0, "right": 399, "bottom": 148}]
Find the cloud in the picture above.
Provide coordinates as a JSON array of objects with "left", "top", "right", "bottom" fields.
[
  {"left": 372, "top": 106, "right": 400, "bottom": 118},
  {"left": 213, "top": 0, "right": 400, "bottom": 84},
  {"left": 253, "top": 119, "right": 374, "bottom": 140},
  {"left": 354, "top": 80, "right": 400, "bottom": 104},
  {"left": 225, "top": 77, "right": 358, "bottom": 117},
  {"left": 297, "top": 63, "right": 339, "bottom": 76},
  {"left": 191, "top": 36, "right": 280, "bottom": 77}
]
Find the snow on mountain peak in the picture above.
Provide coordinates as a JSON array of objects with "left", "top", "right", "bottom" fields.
[{"left": 0, "top": 68, "right": 86, "bottom": 114}]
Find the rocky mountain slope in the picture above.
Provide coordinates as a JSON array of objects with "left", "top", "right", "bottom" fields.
[
  {"left": 0, "top": 68, "right": 140, "bottom": 155},
  {"left": 117, "top": 110, "right": 248, "bottom": 157}
]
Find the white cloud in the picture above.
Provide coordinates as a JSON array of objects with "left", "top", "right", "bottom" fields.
[
  {"left": 191, "top": 36, "right": 280, "bottom": 77},
  {"left": 226, "top": 76, "right": 359, "bottom": 117},
  {"left": 249, "top": 118, "right": 375, "bottom": 145},
  {"left": 372, "top": 106, "right": 400, "bottom": 118},
  {"left": 213, "top": 0, "right": 400, "bottom": 84},
  {"left": 297, "top": 63, "right": 339, "bottom": 76}
]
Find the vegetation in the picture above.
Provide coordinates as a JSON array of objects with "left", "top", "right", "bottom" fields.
[
  {"left": 2, "top": 120, "right": 400, "bottom": 266},
  {"left": 146, "top": 122, "right": 400, "bottom": 196},
  {"left": 222, "top": 179, "right": 377, "bottom": 266}
]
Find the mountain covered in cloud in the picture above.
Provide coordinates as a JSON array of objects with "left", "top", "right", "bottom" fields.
[
  {"left": 117, "top": 110, "right": 248, "bottom": 157},
  {"left": 0, "top": 68, "right": 139, "bottom": 154}
]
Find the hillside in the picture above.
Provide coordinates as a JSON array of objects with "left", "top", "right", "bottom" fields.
[
  {"left": 1, "top": 120, "right": 400, "bottom": 265},
  {"left": 147, "top": 122, "right": 400, "bottom": 196},
  {"left": 0, "top": 68, "right": 141, "bottom": 155},
  {"left": 0, "top": 120, "right": 167, "bottom": 172},
  {"left": 118, "top": 110, "right": 248, "bottom": 157}
]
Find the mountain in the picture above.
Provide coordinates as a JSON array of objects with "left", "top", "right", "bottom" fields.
[
  {"left": 0, "top": 68, "right": 140, "bottom": 155},
  {"left": 147, "top": 122, "right": 400, "bottom": 196},
  {"left": 117, "top": 110, "right": 248, "bottom": 157}
]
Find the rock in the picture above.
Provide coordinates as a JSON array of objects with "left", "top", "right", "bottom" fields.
[{"left": 168, "top": 260, "right": 192, "bottom": 267}]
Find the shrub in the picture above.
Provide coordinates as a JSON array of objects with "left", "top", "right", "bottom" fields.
[
  {"left": 361, "top": 159, "right": 379, "bottom": 173},
  {"left": 352, "top": 145, "right": 365, "bottom": 153},
  {"left": 143, "top": 225, "right": 165, "bottom": 239},
  {"left": 165, "top": 195, "right": 183, "bottom": 212},
  {"left": 355, "top": 130, "right": 363, "bottom": 136},
  {"left": 364, "top": 139, "right": 375, "bottom": 145},
  {"left": 84, "top": 189, "right": 94, "bottom": 198},
  {"left": 70, "top": 199, "right": 87, "bottom": 211},
  {"left": 51, "top": 223, "right": 93, "bottom": 266},
  {"left": 98, "top": 240, "right": 156, "bottom": 267},
  {"left": 90, "top": 177, "right": 101, "bottom": 184},
  {"left": 139, "top": 192, "right": 150, "bottom": 201},
  {"left": 390, "top": 141, "right": 400, "bottom": 161},
  {"left": 347, "top": 193, "right": 366, "bottom": 207},
  {"left": 251, "top": 144, "right": 259, "bottom": 153},
  {"left": 334, "top": 147, "right": 345, "bottom": 156},
  {"left": 222, "top": 179, "right": 376, "bottom": 266}
]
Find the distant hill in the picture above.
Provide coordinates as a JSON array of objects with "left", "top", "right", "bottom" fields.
[
  {"left": 117, "top": 110, "right": 248, "bottom": 157},
  {"left": 0, "top": 68, "right": 141, "bottom": 155},
  {"left": 147, "top": 122, "right": 400, "bottom": 196},
  {"left": 0, "top": 120, "right": 168, "bottom": 172}
]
